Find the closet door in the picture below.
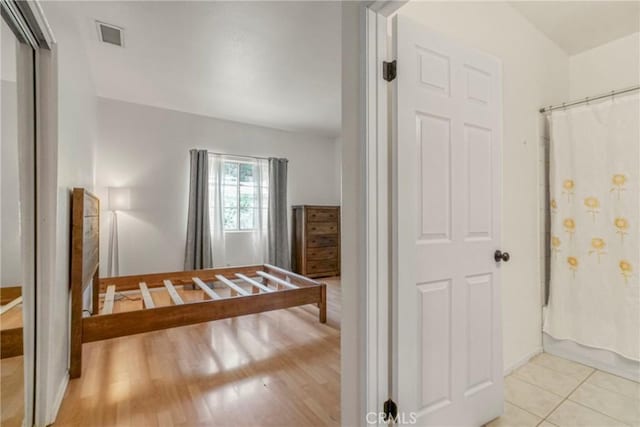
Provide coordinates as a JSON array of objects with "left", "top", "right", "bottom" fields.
[
  {"left": 1, "top": 5, "right": 36, "bottom": 427},
  {"left": 392, "top": 14, "right": 504, "bottom": 426}
]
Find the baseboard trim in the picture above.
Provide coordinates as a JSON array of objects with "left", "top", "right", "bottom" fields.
[
  {"left": 47, "top": 372, "right": 69, "bottom": 425},
  {"left": 543, "top": 334, "right": 640, "bottom": 382},
  {"left": 503, "top": 347, "right": 542, "bottom": 376}
]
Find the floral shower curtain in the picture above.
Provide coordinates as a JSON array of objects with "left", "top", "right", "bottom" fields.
[{"left": 544, "top": 93, "right": 639, "bottom": 361}]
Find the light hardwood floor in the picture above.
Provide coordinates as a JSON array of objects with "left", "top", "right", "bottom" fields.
[
  {"left": 0, "top": 354, "right": 23, "bottom": 427},
  {"left": 54, "top": 277, "right": 341, "bottom": 426},
  {"left": 1, "top": 299, "right": 24, "bottom": 427}
]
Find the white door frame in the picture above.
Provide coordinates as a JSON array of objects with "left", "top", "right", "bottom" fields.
[
  {"left": 21, "top": 2, "right": 405, "bottom": 425},
  {"left": 361, "top": 3, "right": 508, "bottom": 424},
  {"left": 362, "top": 1, "right": 406, "bottom": 423},
  {"left": 2, "top": 2, "right": 57, "bottom": 426}
]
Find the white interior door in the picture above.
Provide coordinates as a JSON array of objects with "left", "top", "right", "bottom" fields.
[{"left": 392, "top": 14, "right": 504, "bottom": 426}]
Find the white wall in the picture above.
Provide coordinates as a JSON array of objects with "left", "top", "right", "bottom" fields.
[
  {"left": 1, "top": 80, "right": 21, "bottom": 287},
  {"left": 39, "top": 3, "right": 98, "bottom": 423},
  {"left": 94, "top": 97, "right": 340, "bottom": 275},
  {"left": 334, "top": 136, "right": 343, "bottom": 201},
  {"left": 397, "top": 1, "right": 570, "bottom": 372},
  {"left": 569, "top": 32, "right": 640, "bottom": 99}
]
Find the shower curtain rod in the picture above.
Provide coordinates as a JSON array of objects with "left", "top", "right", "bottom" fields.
[{"left": 539, "top": 84, "right": 640, "bottom": 113}]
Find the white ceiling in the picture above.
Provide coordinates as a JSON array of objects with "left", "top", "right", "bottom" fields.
[
  {"left": 42, "top": 1, "right": 638, "bottom": 137},
  {"left": 511, "top": 1, "right": 640, "bottom": 55},
  {"left": 50, "top": 1, "right": 341, "bottom": 137}
]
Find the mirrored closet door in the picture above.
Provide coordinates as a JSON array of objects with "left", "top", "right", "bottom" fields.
[{"left": 1, "top": 3, "right": 36, "bottom": 426}]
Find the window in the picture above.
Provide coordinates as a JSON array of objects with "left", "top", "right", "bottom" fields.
[{"left": 212, "top": 158, "right": 267, "bottom": 231}]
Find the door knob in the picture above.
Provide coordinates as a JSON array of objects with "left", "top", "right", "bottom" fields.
[{"left": 494, "top": 250, "right": 510, "bottom": 262}]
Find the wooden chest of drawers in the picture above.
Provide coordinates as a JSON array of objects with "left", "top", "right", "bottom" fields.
[{"left": 291, "top": 205, "right": 340, "bottom": 278}]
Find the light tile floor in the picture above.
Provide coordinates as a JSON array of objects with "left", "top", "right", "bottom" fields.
[{"left": 488, "top": 353, "right": 640, "bottom": 427}]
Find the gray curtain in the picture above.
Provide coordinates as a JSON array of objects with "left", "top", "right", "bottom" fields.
[
  {"left": 268, "top": 158, "right": 290, "bottom": 269},
  {"left": 184, "top": 149, "right": 213, "bottom": 270}
]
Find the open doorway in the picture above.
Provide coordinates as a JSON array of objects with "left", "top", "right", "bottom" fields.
[
  {"left": 364, "top": 2, "right": 639, "bottom": 426},
  {"left": 40, "top": 1, "right": 342, "bottom": 425}
]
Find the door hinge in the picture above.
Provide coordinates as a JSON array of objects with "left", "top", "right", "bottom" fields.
[
  {"left": 383, "top": 60, "right": 397, "bottom": 82},
  {"left": 383, "top": 398, "right": 398, "bottom": 422}
]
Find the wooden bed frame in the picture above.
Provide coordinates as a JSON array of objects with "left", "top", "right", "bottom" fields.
[
  {"left": 0, "top": 286, "right": 23, "bottom": 359},
  {"left": 2, "top": 188, "right": 328, "bottom": 378},
  {"left": 69, "top": 188, "right": 326, "bottom": 377}
]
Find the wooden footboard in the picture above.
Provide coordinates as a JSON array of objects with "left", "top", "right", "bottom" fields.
[{"left": 69, "top": 188, "right": 327, "bottom": 379}]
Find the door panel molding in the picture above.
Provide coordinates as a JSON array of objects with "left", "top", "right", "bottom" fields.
[{"left": 392, "top": 13, "right": 504, "bottom": 426}]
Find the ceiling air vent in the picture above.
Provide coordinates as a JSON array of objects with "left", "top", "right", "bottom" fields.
[{"left": 96, "top": 21, "right": 124, "bottom": 47}]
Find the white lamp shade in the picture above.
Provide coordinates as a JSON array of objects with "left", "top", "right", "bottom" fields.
[{"left": 108, "top": 187, "right": 130, "bottom": 211}]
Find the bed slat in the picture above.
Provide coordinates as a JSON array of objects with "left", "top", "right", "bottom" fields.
[
  {"left": 101, "top": 285, "right": 116, "bottom": 315},
  {"left": 98, "top": 265, "right": 263, "bottom": 293},
  {"left": 192, "top": 278, "right": 221, "bottom": 300},
  {"left": 235, "top": 274, "right": 274, "bottom": 293},
  {"left": 256, "top": 271, "right": 298, "bottom": 289},
  {"left": 264, "top": 263, "right": 321, "bottom": 287},
  {"left": 139, "top": 282, "right": 155, "bottom": 309},
  {"left": 215, "top": 275, "right": 250, "bottom": 296},
  {"left": 0, "top": 286, "right": 21, "bottom": 305},
  {"left": 0, "top": 296, "right": 22, "bottom": 315},
  {"left": 163, "top": 280, "right": 184, "bottom": 305}
]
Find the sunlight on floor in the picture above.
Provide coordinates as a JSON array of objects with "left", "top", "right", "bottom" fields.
[{"left": 54, "top": 278, "right": 341, "bottom": 426}]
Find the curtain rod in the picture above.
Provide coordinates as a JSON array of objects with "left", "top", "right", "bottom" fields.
[
  {"left": 539, "top": 85, "right": 640, "bottom": 113},
  {"left": 207, "top": 151, "right": 273, "bottom": 161}
]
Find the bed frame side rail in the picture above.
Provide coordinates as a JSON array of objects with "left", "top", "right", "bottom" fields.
[
  {"left": 263, "top": 263, "right": 327, "bottom": 322},
  {"left": 83, "top": 284, "right": 324, "bottom": 342}
]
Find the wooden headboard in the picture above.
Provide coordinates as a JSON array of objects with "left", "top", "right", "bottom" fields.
[{"left": 70, "top": 187, "right": 100, "bottom": 377}]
